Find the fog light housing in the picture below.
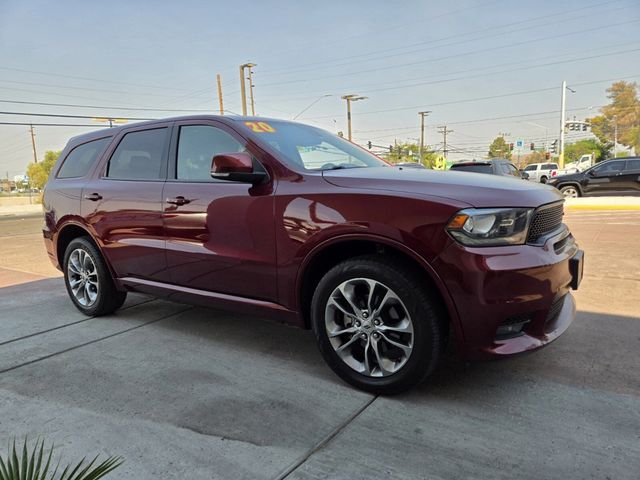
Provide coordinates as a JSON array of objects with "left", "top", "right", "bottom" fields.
[{"left": 496, "top": 314, "right": 532, "bottom": 340}]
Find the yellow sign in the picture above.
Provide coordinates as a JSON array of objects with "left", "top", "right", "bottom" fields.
[{"left": 244, "top": 121, "right": 276, "bottom": 133}]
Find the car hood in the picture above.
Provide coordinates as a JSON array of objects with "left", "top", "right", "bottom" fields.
[{"left": 322, "top": 167, "right": 563, "bottom": 208}]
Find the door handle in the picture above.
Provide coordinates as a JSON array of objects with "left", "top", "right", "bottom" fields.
[
  {"left": 83, "top": 193, "right": 102, "bottom": 201},
  {"left": 166, "top": 196, "right": 191, "bottom": 206}
]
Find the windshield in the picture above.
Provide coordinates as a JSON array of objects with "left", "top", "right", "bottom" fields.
[{"left": 236, "top": 120, "right": 388, "bottom": 171}]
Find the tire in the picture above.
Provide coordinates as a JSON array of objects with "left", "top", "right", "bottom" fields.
[
  {"left": 311, "top": 255, "right": 444, "bottom": 394},
  {"left": 63, "top": 237, "right": 127, "bottom": 316},
  {"left": 540, "top": 176, "right": 548, "bottom": 184},
  {"left": 560, "top": 185, "right": 580, "bottom": 198}
]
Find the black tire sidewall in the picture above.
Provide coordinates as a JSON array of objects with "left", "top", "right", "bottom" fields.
[{"left": 311, "top": 257, "right": 442, "bottom": 394}]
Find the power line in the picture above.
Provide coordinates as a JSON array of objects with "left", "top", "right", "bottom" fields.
[
  {"left": 257, "top": 18, "right": 640, "bottom": 88},
  {"left": 0, "top": 99, "right": 216, "bottom": 113},
  {"left": 0, "top": 111, "right": 155, "bottom": 121},
  {"left": 258, "top": 0, "right": 625, "bottom": 77},
  {"left": 304, "top": 75, "right": 640, "bottom": 120}
]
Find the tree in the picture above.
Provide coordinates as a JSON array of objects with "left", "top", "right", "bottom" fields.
[
  {"left": 384, "top": 141, "right": 440, "bottom": 167},
  {"left": 519, "top": 151, "right": 546, "bottom": 167},
  {"left": 588, "top": 81, "right": 640, "bottom": 154},
  {"left": 26, "top": 150, "right": 60, "bottom": 189},
  {"left": 564, "top": 139, "right": 610, "bottom": 163},
  {"left": 488, "top": 136, "right": 511, "bottom": 160}
]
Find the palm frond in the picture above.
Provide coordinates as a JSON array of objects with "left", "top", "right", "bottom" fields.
[{"left": 0, "top": 438, "right": 122, "bottom": 480}]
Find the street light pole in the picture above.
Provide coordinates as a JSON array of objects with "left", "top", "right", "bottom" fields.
[
  {"left": 247, "top": 65, "right": 256, "bottom": 116},
  {"left": 613, "top": 115, "right": 618, "bottom": 158},
  {"left": 418, "top": 111, "right": 431, "bottom": 166},
  {"left": 558, "top": 81, "right": 575, "bottom": 169},
  {"left": 341, "top": 94, "right": 367, "bottom": 141}
]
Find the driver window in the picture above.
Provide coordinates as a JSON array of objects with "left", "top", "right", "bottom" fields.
[
  {"left": 593, "top": 161, "right": 624, "bottom": 175},
  {"left": 177, "top": 125, "right": 245, "bottom": 181}
]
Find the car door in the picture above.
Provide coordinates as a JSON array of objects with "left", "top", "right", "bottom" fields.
[
  {"left": 82, "top": 124, "right": 171, "bottom": 281},
  {"left": 582, "top": 160, "right": 626, "bottom": 196},
  {"left": 162, "top": 120, "right": 277, "bottom": 301},
  {"left": 620, "top": 158, "right": 640, "bottom": 194}
]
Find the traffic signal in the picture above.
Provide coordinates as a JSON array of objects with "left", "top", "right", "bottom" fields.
[
  {"left": 550, "top": 139, "right": 558, "bottom": 154},
  {"left": 509, "top": 143, "right": 514, "bottom": 151},
  {"left": 530, "top": 143, "right": 535, "bottom": 151},
  {"left": 545, "top": 152, "right": 551, "bottom": 160},
  {"left": 367, "top": 141, "right": 372, "bottom": 149},
  {"left": 582, "top": 124, "right": 588, "bottom": 131},
  {"left": 389, "top": 145, "right": 393, "bottom": 152}
]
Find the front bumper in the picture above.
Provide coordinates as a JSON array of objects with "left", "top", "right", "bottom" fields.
[{"left": 433, "top": 225, "right": 582, "bottom": 360}]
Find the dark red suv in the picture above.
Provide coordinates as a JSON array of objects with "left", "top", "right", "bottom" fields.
[{"left": 42, "top": 116, "right": 584, "bottom": 393}]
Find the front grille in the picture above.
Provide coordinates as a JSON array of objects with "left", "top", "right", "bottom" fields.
[{"left": 527, "top": 202, "right": 564, "bottom": 243}]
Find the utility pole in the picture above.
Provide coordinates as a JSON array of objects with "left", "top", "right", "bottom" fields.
[
  {"left": 29, "top": 124, "right": 37, "bottom": 163},
  {"left": 239, "top": 63, "right": 257, "bottom": 116},
  {"left": 613, "top": 115, "right": 618, "bottom": 158},
  {"left": 341, "top": 94, "right": 367, "bottom": 141},
  {"left": 216, "top": 74, "right": 224, "bottom": 115},
  {"left": 559, "top": 80, "right": 567, "bottom": 169},
  {"left": 247, "top": 65, "right": 256, "bottom": 116},
  {"left": 438, "top": 126, "right": 453, "bottom": 159},
  {"left": 418, "top": 111, "right": 431, "bottom": 166}
]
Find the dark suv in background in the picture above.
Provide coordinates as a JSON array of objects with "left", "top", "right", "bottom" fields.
[
  {"left": 43, "top": 116, "right": 583, "bottom": 393},
  {"left": 549, "top": 157, "right": 640, "bottom": 197}
]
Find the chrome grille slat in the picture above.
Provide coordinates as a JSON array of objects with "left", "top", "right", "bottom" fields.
[{"left": 527, "top": 202, "right": 564, "bottom": 243}]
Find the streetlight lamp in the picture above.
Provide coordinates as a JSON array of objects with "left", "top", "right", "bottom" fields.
[
  {"left": 418, "top": 111, "right": 432, "bottom": 166},
  {"left": 341, "top": 94, "right": 367, "bottom": 141}
]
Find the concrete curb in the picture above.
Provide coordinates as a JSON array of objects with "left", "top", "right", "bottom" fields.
[{"left": 564, "top": 196, "right": 640, "bottom": 211}]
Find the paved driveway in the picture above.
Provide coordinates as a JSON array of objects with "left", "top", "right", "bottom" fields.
[{"left": 0, "top": 212, "right": 638, "bottom": 479}]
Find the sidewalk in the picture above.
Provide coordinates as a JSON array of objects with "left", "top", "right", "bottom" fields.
[
  {"left": 0, "top": 204, "right": 43, "bottom": 216},
  {"left": 564, "top": 196, "right": 640, "bottom": 210}
]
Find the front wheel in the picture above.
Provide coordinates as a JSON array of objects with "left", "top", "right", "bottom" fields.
[
  {"left": 63, "top": 237, "right": 127, "bottom": 316},
  {"left": 560, "top": 185, "right": 580, "bottom": 198},
  {"left": 311, "top": 255, "right": 444, "bottom": 394}
]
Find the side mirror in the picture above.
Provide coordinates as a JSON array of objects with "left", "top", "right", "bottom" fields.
[
  {"left": 211, "top": 152, "right": 268, "bottom": 185},
  {"left": 521, "top": 171, "right": 529, "bottom": 179},
  {"left": 587, "top": 169, "right": 596, "bottom": 177}
]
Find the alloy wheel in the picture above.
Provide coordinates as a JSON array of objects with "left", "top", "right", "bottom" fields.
[
  {"left": 562, "top": 187, "right": 578, "bottom": 198},
  {"left": 324, "top": 278, "right": 414, "bottom": 377},
  {"left": 67, "top": 248, "right": 99, "bottom": 307}
]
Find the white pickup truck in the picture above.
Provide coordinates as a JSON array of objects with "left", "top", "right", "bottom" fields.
[
  {"left": 523, "top": 162, "right": 559, "bottom": 183},
  {"left": 554, "top": 154, "right": 595, "bottom": 175}
]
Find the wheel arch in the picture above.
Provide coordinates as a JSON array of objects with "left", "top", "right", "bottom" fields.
[
  {"left": 55, "top": 222, "right": 119, "bottom": 285},
  {"left": 559, "top": 181, "right": 583, "bottom": 196},
  {"left": 296, "top": 235, "right": 461, "bottom": 339}
]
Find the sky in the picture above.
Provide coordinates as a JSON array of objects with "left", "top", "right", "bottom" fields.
[{"left": 1, "top": 0, "right": 639, "bottom": 177}]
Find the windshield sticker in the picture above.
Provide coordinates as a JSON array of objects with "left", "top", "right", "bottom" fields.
[{"left": 244, "top": 121, "right": 276, "bottom": 133}]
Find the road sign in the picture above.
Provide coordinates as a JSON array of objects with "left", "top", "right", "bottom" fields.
[{"left": 516, "top": 140, "right": 523, "bottom": 148}]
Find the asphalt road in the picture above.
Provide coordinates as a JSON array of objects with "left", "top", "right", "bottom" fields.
[{"left": 0, "top": 211, "right": 638, "bottom": 479}]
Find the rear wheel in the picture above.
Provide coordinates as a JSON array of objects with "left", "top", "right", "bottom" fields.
[
  {"left": 560, "top": 185, "right": 580, "bottom": 198},
  {"left": 311, "top": 255, "right": 444, "bottom": 394},
  {"left": 63, "top": 237, "right": 127, "bottom": 316},
  {"left": 540, "top": 176, "right": 548, "bottom": 184}
]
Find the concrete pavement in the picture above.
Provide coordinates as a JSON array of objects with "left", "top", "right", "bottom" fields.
[{"left": 0, "top": 211, "right": 638, "bottom": 479}]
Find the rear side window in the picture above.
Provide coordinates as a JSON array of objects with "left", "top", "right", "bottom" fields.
[
  {"left": 542, "top": 163, "right": 555, "bottom": 170},
  {"left": 626, "top": 159, "right": 640, "bottom": 171},
  {"left": 450, "top": 164, "right": 492, "bottom": 174},
  {"left": 107, "top": 128, "right": 167, "bottom": 180},
  {"left": 524, "top": 165, "right": 537, "bottom": 171},
  {"left": 57, "top": 137, "right": 111, "bottom": 179}
]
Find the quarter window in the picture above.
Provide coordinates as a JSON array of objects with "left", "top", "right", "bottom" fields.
[
  {"left": 524, "top": 165, "right": 537, "bottom": 172},
  {"left": 106, "top": 128, "right": 167, "bottom": 180},
  {"left": 177, "top": 125, "right": 246, "bottom": 181},
  {"left": 57, "top": 137, "right": 111, "bottom": 179}
]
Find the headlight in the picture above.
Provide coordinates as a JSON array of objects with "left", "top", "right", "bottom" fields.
[{"left": 446, "top": 208, "right": 533, "bottom": 246}]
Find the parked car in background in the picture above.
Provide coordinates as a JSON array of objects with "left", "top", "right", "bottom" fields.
[
  {"left": 394, "top": 162, "right": 426, "bottom": 169},
  {"left": 548, "top": 157, "right": 640, "bottom": 197},
  {"left": 43, "top": 116, "right": 583, "bottom": 394},
  {"left": 553, "top": 154, "right": 595, "bottom": 176},
  {"left": 523, "top": 162, "right": 559, "bottom": 183},
  {"left": 449, "top": 158, "right": 528, "bottom": 179}
]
